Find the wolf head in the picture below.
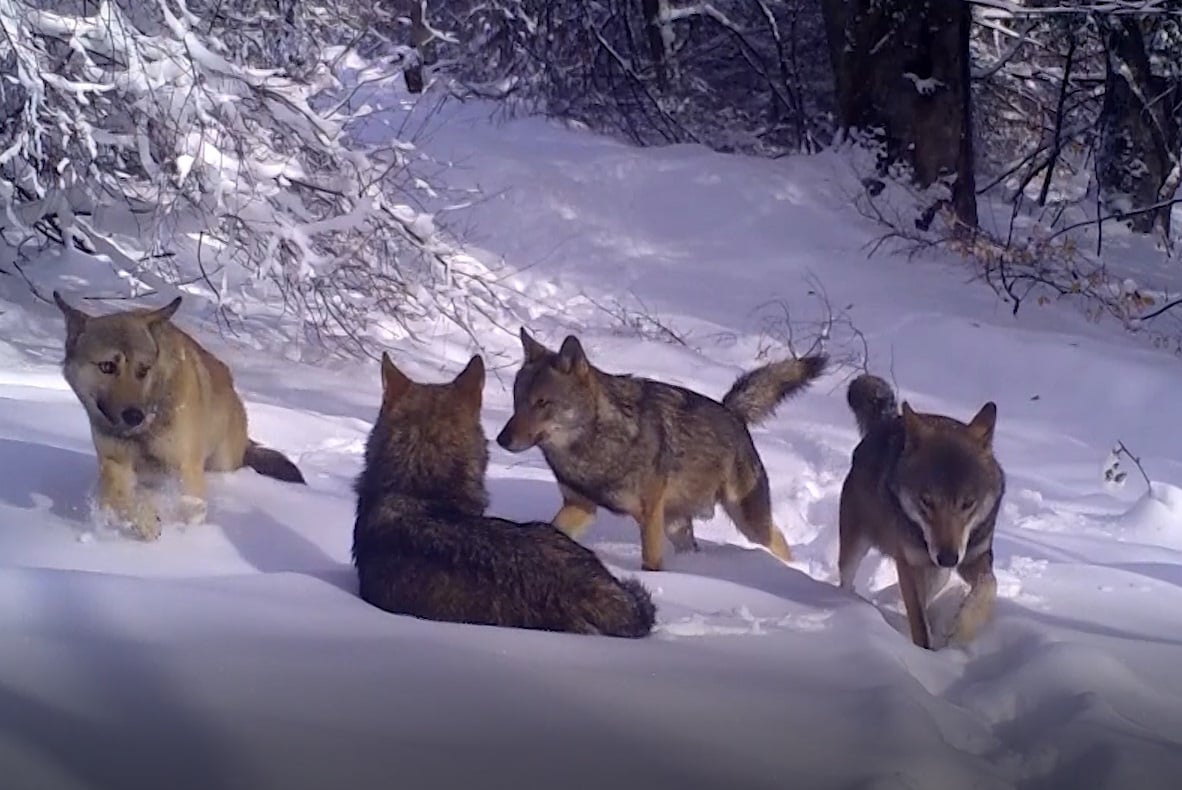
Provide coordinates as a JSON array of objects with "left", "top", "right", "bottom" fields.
[
  {"left": 361, "top": 352, "right": 490, "bottom": 514},
  {"left": 495, "top": 328, "right": 597, "bottom": 453},
  {"left": 54, "top": 291, "right": 183, "bottom": 438},
  {"left": 891, "top": 400, "right": 1002, "bottom": 569}
]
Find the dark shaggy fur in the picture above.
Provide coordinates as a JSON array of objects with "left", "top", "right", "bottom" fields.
[
  {"left": 722, "top": 354, "right": 829, "bottom": 425},
  {"left": 846, "top": 372, "right": 899, "bottom": 437},
  {"left": 244, "top": 441, "right": 305, "bottom": 483},
  {"left": 351, "top": 352, "right": 656, "bottom": 638}
]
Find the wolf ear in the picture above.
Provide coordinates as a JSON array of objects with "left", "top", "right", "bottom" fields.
[
  {"left": 520, "top": 327, "right": 548, "bottom": 363},
  {"left": 900, "top": 401, "right": 924, "bottom": 444},
  {"left": 452, "top": 354, "right": 485, "bottom": 408},
  {"left": 556, "top": 335, "right": 589, "bottom": 377},
  {"left": 966, "top": 401, "right": 997, "bottom": 447},
  {"left": 53, "top": 291, "right": 89, "bottom": 343},
  {"left": 380, "top": 351, "right": 414, "bottom": 401},
  {"left": 145, "top": 296, "right": 182, "bottom": 325}
]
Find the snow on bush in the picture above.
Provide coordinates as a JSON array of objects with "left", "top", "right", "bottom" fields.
[{"left": 0, "top": 0, "right": 503, "bottom": 351}]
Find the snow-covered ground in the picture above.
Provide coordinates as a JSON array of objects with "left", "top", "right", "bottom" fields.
[{"left": 2, "top": 89, "right": 1181, "bottom": 789}]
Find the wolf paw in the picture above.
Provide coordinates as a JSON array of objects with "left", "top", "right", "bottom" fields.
[
  {"left": 176, "top": 495, "right": 208, "bottom": 525},
  {"left": 95, "top": 498, "right": 162, "bottom": 541},
  {"left": 938, "top": 612, "right": 980, "bottom": 651},
  {"left": 126, "top": 504, "right": 162, "bottom": 542},
  {"left": 934, "top": 627, "right": 964, "bottom": 651},
  {"left": 668, "top": 528, "right": 699, "bottom": 554}
]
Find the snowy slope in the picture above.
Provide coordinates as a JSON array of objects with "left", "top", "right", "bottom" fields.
[{"left": 1, "top": 89, "right": 1181, "bottom": 789}]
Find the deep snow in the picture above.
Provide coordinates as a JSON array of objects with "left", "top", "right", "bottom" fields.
[{"left": 1, "top": 88, "right": 1181, "bottom": 789}]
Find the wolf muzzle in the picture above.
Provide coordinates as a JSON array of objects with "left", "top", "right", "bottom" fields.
[
  {"left": 95, "top": 399, "right": 150, "bottom": 434},
  {"left": 935, "top": 549, "right": 960, "bottom": 568},
  {"left": 495, "top": 421, "right": 535, "bottom": 453}
]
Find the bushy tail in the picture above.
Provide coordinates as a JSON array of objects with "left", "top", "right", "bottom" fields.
[
  {"left": 244, "top": 440, "right": 307, "bottom": 484},
  {"left": 721, "top": 353, "right": 828, "bottom": 426},
  {"left": 846, "top": 374, "right": 898, "bottom": 437},
  {"left": 597, "top": 577, "right": 657, "bottom": 638}
]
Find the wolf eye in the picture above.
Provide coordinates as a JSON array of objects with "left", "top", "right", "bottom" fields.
[
  {"left": 919, "top": 494, "right": 934, "bottom": 510},
  {"left": 135, "top": 364, "right": 151, "bottom": 380},
  {"left": 960, "top": 498, "right": 976, "bottom": 512},
  {"left": 97, "top": 361, "right": 116, "bottom": 375},
  {"left": 533, "top": 397, "right": 549, "bottom": 409}
]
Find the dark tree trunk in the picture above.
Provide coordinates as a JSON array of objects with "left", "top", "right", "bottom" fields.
[
  {"left": 820, "top": 0, "right": 977, "bottom": 231},
  {"left": 1097, "top": 17, "right": 1178, "bottom": 236},
  {"left": 641, "top": 0, "right": 668, "bottom": 90},
  {"left": 404, "top": 1, "right": 432, "bottom": 94}
]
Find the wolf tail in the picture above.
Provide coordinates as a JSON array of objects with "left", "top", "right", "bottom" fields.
[
  {"left": 846, "top": 374, "right": 898, "bottom": 437},
  {"left": 606, "top": 577, "right": 658, "bottom": 637},
  {"left": 244, "top": 440, "right": 307, "bottom": 484},
  {"left": 721, "top": 353, "right": 828, "bottom": 426}
]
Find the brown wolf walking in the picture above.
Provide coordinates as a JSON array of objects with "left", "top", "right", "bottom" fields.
[
  {"left": 352, "top": 351, "right": 656, "bottom": 637},
  {"left": 54, "top": 292, "right": 305, "bottom": 539},
  {"left": 838, "top": 373, "right": 1005, "bottom": 650},
  {"left": 496, "top": 329, "right": 828, "bottom": 571}
]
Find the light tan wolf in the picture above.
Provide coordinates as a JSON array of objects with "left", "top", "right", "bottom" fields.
[
  {"left": 496, "top": 329, "right": 828, "bottom": 572},
  {"left": 53, "top": 291, "right": 306, "bottom": 540},
  {"left": 837, "top": 373, "right": 1006, "bottom": 650}
]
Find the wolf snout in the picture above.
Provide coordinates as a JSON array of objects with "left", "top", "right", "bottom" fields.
[
  {"left": 121, "top": 407, "right": 145, "bottom": 427},
  {"left": 495, "top": 417, "right": 538, "bottom": 452},
  {"left": 935, "top": 549, "right": 960, "bottom": 568},
  {"left": 95, "top": 399, "right": 118, "bottom": 425},
  {"left": 495, "top": 425, "right": 524, "bottom": 452}
]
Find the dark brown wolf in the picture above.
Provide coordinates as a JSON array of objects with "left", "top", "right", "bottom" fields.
[
  {"left": 351, "top": 352, "right": 656, "bottom": 637},
  {"left": 495, "top": 329, "right": 828, "bottom": 571},
  {"left": 838, "top": 373, "right": 1005, "bottom": 650},
  {"left": 54, "top": 291, "right": 305, "bottom": 540}
]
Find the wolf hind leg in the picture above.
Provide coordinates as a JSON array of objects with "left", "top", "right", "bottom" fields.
[
  {"left": 723, "top": 474, "right": 793, "bottom": 563},
  {"left": 206, "top": 421, "right": 249, "bottom": 473},
  {"left": 666, "top": 517, "right": 699, "bottom": 553}
]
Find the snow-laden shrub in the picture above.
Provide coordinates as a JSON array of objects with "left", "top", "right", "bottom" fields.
[{"left": 0, "top": 0, "right": 495, "bottom": 351}]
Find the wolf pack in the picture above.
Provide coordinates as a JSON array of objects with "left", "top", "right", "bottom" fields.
[{"left": 50, "top": 291, "right": 1005, "bottom": 651}]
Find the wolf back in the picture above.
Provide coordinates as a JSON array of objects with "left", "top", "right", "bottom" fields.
[
  {"left": 495, "top": 329, "right": 827, "bottom": 571},
  {"left": 352, "top": 352, "right": 656, "bottom": 638}
]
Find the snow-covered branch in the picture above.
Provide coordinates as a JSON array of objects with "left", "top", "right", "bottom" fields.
[
  {"left": 971, "top": 0, "right": 1182, "bottom": 15},
  {"left": 0, "top": 0, "right": 504, "bottom": 351}
]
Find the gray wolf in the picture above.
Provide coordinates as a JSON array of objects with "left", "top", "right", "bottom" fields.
[
  {"left": 54, "top": 291, "right": 306, "bottom": 540},
  {"left": 837, "top": 373, "right": 1005, "bottom": 650},
  {"left": 495, "top": 329, "right": 828, "bottom": 572},
  {"left": 351, "top": 351, "right": 655, "bottom": 637}
]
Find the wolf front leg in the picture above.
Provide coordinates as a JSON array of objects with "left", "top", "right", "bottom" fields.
[
  {"left": 895, "top": 558, "right": 933, "bottom": 650},
  {"left": 156, "top": 430, "right": 209, "bottom": 525},
  {"left": 176, "top": 459, "right": 209, "bottom": 525},
  {"left": 946, "top": 550, "right": 998, "bottom": 648},
  {"left": 637, "top": 479, "right": 669, "bottom": 572},
  {"left": 551, "top": 484, "right": 598, "bottom": 539},
  {"left": 97, "top": 456, "right": 160, "bottom": 540}
]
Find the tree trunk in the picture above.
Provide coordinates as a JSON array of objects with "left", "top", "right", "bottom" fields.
[
  {"left": 404, "top": 1, "right": 431, "bottom": 94},
  {"left": 1097, "top": 17, "right": 1178, "bottom": 237},
  {"left": 820, "top": 0, "right": 977, "bottom": 230},
  {"left": 641, "top": 0, "right": 668, "bottom": 90}
]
